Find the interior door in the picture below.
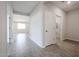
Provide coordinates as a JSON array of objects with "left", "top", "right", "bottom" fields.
[
  {"left": 56, "top": 15, "right": 62, "bottom": 40},
  {"left": 44, "top": 7, "right": 56, "bottom": 47}
]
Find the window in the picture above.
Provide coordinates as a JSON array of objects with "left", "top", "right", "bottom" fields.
[{"left": 17, "top": 23, "right": 26, "bottom": 30}]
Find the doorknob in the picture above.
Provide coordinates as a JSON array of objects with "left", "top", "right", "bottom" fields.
[{"left": 46, "top": 30, "right": 48, "bottom": 32}]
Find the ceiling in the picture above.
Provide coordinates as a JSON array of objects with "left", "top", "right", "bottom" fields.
[
  {"left": 12, "top": 1, "right": 40, "bottom": 16},
  {"left": 12, "top": 1, "right": 79, "bottom": 16},
  {"left": 45, "top": 1, "right": 79, "bottom": 12}
]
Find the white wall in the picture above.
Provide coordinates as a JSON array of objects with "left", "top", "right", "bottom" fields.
[
  {"left": 13, "top": 14, "right": 29, "bottom": 22},
  {"left": 7, "top": 2, "right": 13, "bottom": 43},
  {"left": 66, "top": 9, "right": 79, "bottom": 41},
  {"left": 7, "top": 2, "right": 13, "bottom": 56},
  {"left": 0, "top": 1, "right": 7, "bottom": 56},
  {"left": 30, "top": 2, "right": 66, "bottom": 48},
  {"left": 30, "top": 3, "right": 44, "bottom": 48}
]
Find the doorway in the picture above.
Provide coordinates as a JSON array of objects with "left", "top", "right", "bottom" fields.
[
  {"left": 8, "top": 14, "right": 30, "bottom": 56},
  {"left": 44, "top": 6, "right": 56, "bottom": 47},
  {"left": 10, "top": 14, "right": 29, "bottom": 43},
  {"left": 56, "top": 15, "right": 62, "bottom": 41}
]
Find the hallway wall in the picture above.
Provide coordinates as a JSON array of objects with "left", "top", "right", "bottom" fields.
[
  {"left": 30, "top": 2, "right": 66, "bottom": 48},
  {"left": 30, "top": 2, "right": 44, "bottom": 48},
  {"left": 7, "top": 1, "right": 13, "bottom": 43},
  {"left": 66, "top": 8, "right": 79, "bottom": 42},
  {"left": 0, "top": 1, "right": 7, "bottom": 56},
  {"left": 7, "top": 1, "right": 14, "bottom": 56}
]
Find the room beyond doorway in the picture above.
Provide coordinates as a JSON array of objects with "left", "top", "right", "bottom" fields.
[
  {"left": 12, "top": 14, "right": 29, "bottom": 42},
  {"left": 7, "top": 14, "right": 30, "bottom": 56}
]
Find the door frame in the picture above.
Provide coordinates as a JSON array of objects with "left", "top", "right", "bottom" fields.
[{"left": 56, "top": 14, "right": 62, "bottom": 41}]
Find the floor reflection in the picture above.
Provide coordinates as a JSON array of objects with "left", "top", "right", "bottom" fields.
[
  {"left": 8, "top": 33, "right": 31, "bottom": 57},
  {"left": 8, "top": 33, "right": 79, "bottom": 57},
  {"left": 16, "top": 33, "right": 26, "bottom": 48}
]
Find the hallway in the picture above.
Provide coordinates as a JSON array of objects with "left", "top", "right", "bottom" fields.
[{"left": 8, "top": 33, "right": 79, "bottom": 57}]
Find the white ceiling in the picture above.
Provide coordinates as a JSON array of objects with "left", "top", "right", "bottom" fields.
[
  {"left": 12, "top": 1, "right": 40, "bottom": 16},
  {"left": 45, "top": 1, "right": 79, "bottom": 12},
  {"left": 12, "top": 1, "right": 79, "bottom": 16}
]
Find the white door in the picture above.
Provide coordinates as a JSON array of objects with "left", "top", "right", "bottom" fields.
[
  {"left": 56, "top": 15, "right": 62, "bottom": 40},
  {"left": 44, "top": 7, "right": 56, "bottom": 47}
]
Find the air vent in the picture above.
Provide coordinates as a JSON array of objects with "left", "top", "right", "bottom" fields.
[{"left": 61, "top": 1, "right": 65, "bottom": 3}]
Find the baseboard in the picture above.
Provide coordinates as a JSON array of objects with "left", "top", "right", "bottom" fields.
[
  {"left": 66, "top": 37, "right": 79, "bottom": 42},
  {"left": 29, "top": 36, "right": 45, "bottom": 48}
]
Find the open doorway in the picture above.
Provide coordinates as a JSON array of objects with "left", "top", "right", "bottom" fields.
[
  {"left": 12, "top": 14, "right": 29, "bottom": 42},
  {"left": 8, "top": 14, "right": 30, "bottom": 56}
]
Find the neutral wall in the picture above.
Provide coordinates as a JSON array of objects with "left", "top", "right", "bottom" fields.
[
  {"left": 30, "top": 3, "right": 44, "bottom": 48},
  {"left": 0, "top": 1, "right": 7, "bottom": 56},
  {"left": 13, "top": 14, "right": 29, "bottom": 22},
  {"left": 30, "top": 3, "right": 66, "bottom": 48},
  {"left": 7, "top": 2, "right": 13, "bottom": 43},
  {"left": 66, "top": 9, "right": 79, "bottom": 41},
  {"left": 7, "top": 1, "right": 13, "bottom": 56}
]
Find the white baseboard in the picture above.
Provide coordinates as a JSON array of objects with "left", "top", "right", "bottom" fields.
[
  {"left": 66, "top": 37, "right": 79, "bottom": 42},
  {"left": 29, "top": 36, "right": 45, "bottom": 48}
]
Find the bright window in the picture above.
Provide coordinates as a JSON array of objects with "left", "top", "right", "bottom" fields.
[{"left": 17, "top": 23, "right": 26, "bottom": 30}]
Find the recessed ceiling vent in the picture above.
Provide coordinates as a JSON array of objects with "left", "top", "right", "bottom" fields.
[{"left": 61, "top": 1, "right": 65, "bottom": 3}]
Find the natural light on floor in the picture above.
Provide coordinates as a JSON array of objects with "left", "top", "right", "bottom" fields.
[{"left": 16, "top": 33, "right": 26, "bottom": 49}]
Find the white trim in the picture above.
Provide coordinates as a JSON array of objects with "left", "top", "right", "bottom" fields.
[
  {"left": 66, "top": 37, "right": 79, "bottom": 42},
  {"left": 29, "top": 36, "right": 45, "bottom": 48}
]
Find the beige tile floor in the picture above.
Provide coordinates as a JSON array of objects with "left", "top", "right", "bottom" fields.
[{"left": 8, "top": 33, "right": 79, "bottom": 57}]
